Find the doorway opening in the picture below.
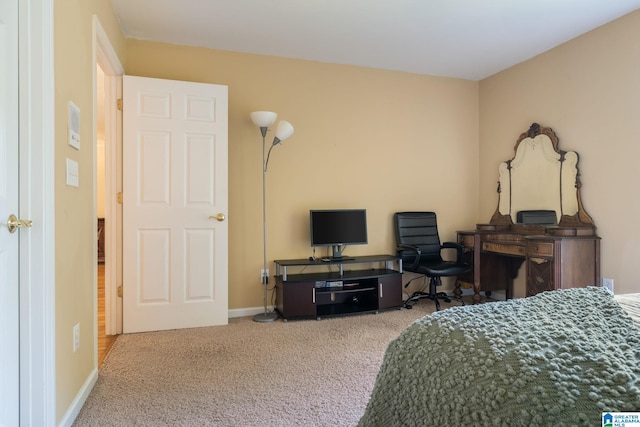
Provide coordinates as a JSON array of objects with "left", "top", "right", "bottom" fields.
[{"left": 96, "top": 63, "right": 117, "bottom": 366}]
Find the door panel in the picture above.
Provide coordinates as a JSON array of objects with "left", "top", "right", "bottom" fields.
[{"left": 123, "top": 75, "right": 228, "bottom": 333}]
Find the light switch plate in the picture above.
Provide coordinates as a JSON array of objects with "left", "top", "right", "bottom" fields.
[{"left": 66, "top": 158, "right": 79, "bottom": 187}]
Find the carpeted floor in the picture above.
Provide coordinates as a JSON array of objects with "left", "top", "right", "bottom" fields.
[{"left": 72, "top": 303, "right": 443, "bottom": 426}]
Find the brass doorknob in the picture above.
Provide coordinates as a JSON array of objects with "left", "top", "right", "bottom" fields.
[
  {"left": 7, "top": 214, "right": 33, "bottom": 234},
  {"left": 209, "top": 213, "right": 225, "bottom": 222}
]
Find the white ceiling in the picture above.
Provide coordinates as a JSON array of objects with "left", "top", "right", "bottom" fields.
[{"left": 110, "top": 0, "right": 640, "bottom": 81}]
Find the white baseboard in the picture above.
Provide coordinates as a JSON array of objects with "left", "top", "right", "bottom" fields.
[
  {"left": 228, "top": 306, "right": 275, "bottom": 319},
  {"left": 489, "top": 290, "right": 507, "bottom": 300},
  {"left": 58, "top": 367, "right": 98, "bottom": 427}
]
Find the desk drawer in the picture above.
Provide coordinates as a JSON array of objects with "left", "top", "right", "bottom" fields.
[
  {"left": 482, "top": 241, "right": 526, "bottom": 256},
  {"left": 458, "top": 234, "right": 475, "bottom": 248},
  {"left": 527, "top": 241, "right": 554, "bottom": 257}
]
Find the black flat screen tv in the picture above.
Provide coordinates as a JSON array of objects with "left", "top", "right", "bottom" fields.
[{"left": 309, "top": 209, "right": 367, "bottom": 259}]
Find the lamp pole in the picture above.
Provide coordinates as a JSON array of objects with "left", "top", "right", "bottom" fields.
[
  {"left": 253, "top": 126, "right": 278, "bottom": 322},
  {"left": 253, "top": 129, "right": 278, "bottom": 322}
]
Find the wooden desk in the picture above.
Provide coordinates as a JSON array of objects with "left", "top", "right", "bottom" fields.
[
  {"left": 457, "top": 223, "right": 600, "bottom": 303},
  {"left": 460, "top": 123, "right": 602, "bottom": 302}
]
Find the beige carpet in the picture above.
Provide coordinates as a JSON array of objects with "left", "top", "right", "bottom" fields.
[{"left": 73, "top": 303, "right": 442, "bottom": 427}]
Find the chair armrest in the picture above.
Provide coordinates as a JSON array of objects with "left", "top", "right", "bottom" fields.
[
  {"left": 442, "top": 241, "right": 465, "bottom": 263},
  {"left": 396, "top": 243, "right": 421, "bottom": 271}
]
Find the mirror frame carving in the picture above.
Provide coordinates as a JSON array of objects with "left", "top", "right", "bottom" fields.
[{"left": 489, "top": 123, "right": 595, "bottom": 229}]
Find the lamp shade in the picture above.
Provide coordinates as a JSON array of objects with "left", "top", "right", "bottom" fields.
[
  {"left": 274, "top": 120, "right": 294, "bottom": 144},
  {"left": 250, "top": 111, "right": 277, "bottom": 128}
]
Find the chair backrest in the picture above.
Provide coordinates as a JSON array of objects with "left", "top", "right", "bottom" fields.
[{"left": 394, "top": 212, "right": 443, "bottom": 266}]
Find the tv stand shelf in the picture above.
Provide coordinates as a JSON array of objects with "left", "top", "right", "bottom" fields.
[
  {"left": 274, "top": 254, "right": 402, "bottom": 281},
  {"left": 274, "top": 255, "right": 403, "bottom": 320}
]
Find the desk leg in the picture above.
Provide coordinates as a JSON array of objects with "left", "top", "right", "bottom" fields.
[
  {"left": 473, "top": 240, "right": 482, "bottom": 304},
  {"left": 472, "top": 284, "right": 482, "bottom": 304},
  {"left": 453, "top": 280, "right": 462, "bottom": 299},
  {"left": 458, "top": 246, "right": 482, "bottom": 304}
]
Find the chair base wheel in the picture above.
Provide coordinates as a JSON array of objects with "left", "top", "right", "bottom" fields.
[{"left": 403, "top": 290, "right": 465, "bottom": 311}]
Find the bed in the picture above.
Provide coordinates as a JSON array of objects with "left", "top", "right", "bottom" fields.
[{"left": 358, "top": 287, "right": 640, "bottom": 426}]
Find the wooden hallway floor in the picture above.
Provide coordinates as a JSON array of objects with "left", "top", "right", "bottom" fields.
[{"left": 98, "top": 263, "right": 117, "bottom": 367}]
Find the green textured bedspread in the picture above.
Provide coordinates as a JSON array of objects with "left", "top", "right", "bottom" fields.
[{"left": 358, "top": 287, "right": 640, "bottom": 427}]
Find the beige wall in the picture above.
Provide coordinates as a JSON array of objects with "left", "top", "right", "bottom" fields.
[
  {"left": 54, "top": 0, "right": 125, "bottom": 422},
  {"left": 124, "top": 41, "right": 481, "bottom": 311},
  {"left": 480, "top": 10, "right": 640, "bottom": 295}
]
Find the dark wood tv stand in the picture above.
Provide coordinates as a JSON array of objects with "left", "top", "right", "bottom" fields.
[{"left": 274, "top": 255, "right": 403, "bottom": 321}]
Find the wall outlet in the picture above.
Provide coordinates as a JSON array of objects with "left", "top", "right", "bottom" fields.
[
  {"left": 602, "top": 277, "right": 614, "bottom": 294},
  {"left": 261, "top": 269, "right": 269, "bottom": 284},
  {"left": 73, "top": 323, "right": 80, "bottom": 352}
]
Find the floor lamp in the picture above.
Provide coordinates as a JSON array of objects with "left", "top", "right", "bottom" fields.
[{"left": 250, "top": 111, "right": 295, "bottom": 322}]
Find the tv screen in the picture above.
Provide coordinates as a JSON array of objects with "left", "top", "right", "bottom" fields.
[{"left": 309, "top": 209, "right": 368, "bottom": 258}]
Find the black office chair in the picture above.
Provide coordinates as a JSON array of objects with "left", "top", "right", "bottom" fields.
[{"left": 394, "top": 212, "right": 470, "bottom": 310}]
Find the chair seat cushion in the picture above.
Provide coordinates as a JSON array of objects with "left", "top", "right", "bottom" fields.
[{"left": 415, "top": 261, "right": 468, "bottom": 277}]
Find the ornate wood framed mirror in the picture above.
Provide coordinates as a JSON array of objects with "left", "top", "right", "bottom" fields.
[{"left": 489, "top": 123, "right": 595, "bottom": 230}]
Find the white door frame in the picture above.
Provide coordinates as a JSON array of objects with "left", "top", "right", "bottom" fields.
[
  {"left": 18, "top": 0, "right": 56, "bottom": 425},
  {"left": 94, "top": 16, "right": 124, "bottom": 338}
]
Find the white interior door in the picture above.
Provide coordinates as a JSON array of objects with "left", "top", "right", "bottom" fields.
[
  {"left": 123, "top": 75, "right": 228, "bottom": 333},
  {"left": 0, "top": 0, "right": 21, "bottom": 424}
]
